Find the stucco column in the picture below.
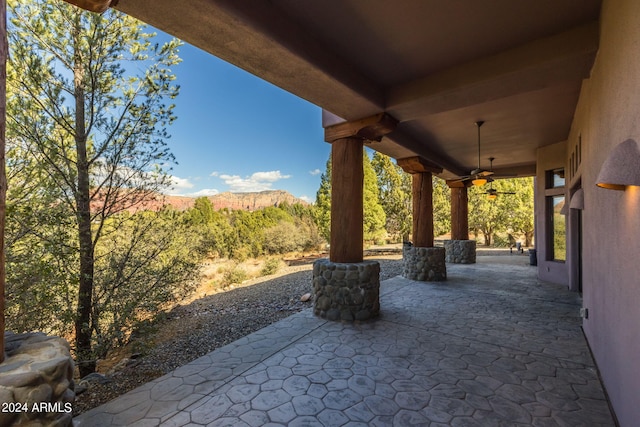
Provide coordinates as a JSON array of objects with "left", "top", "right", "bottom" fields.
[{"left": 330, "top": 137, "right": 363, "bottom": 263}]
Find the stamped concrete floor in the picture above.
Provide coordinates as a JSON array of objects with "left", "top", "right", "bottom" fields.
[{"left": 74, "top": 254, "right": 616, "bottom": 426}]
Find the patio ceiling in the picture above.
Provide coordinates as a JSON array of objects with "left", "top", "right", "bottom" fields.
[{"left": 115, "top": 0, "right": 601, "bottom": 180}]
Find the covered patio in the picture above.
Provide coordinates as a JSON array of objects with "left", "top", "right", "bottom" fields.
[
  {"left": 75, "top": 253, "right": 615, "bottom": 426},
  {"left": 3, "top": 0, "right": 638, "bottom": 424}
]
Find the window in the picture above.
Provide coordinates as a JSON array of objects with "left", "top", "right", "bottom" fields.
[
  {"left": 550, "top": 196, "right": 566, "bottom": 261},
  {"left": 546, "top": 168, "right": 566, "bottom": 262},
  {"left": 547, "top": 168, "right": 565, "bottom": 188}
]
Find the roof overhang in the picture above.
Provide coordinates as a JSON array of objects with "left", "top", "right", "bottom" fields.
[{"left": 111, "top": 0, "right": 601, "bottom": 180}]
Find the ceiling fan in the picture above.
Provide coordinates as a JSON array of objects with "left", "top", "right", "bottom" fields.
[
  {"left": 455, "top": 121, "right": 494, "bottom": 185},
  {"left": 484, "top": 157, "right": 516, "bottom": 199}
]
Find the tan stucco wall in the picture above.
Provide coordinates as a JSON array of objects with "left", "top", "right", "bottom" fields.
[
  {"left": 566, "top": 0, "right": 640, "bottom": 424},
  {"left": 535, "top": 141, "right": 569, "bottom": 286}
]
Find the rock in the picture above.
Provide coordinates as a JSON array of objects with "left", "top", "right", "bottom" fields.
[
  {"left": 108, "top": 357, "right": 141, "bottom": 374},
  {"left": 74, "top": 384, "right": 88, "bottom": 396},
  {"left": 78, "top": 372, "right": 112, "bottom": 388},
  {"left": 0, "top": 332, "right": 74, "bottom": 426},
  {"left": 300, "top": 293, "right": 312, "bottom": 302}
]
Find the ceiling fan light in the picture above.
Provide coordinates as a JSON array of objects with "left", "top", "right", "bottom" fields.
[
  {"left": 472, "top": 178, "right": 487, "bottom": 186},
  {"left": 487, "top": 193, "right": 497, "bottom": 200}
]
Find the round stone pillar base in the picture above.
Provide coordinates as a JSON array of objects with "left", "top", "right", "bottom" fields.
[
  {"left": 313, "top": 259, "right": 380, "bottom": 321},
  {"left": 444, "top": 240, "right": 477, "bottom": 264},
  {"left": 403, "top": 246, "right": 447, "bottom": 281},
  {"left": 0, "top": 332, "right": 75, "bottom": 427}
]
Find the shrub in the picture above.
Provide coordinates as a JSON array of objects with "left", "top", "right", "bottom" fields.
[
  {"left": 260, "top": 258, "right": 282, "bottom": 276},
  {"left": 492, "top": 234, "right": 511, "bottom": 248},
  {"left": 222, "top": 264, "right": 248, "bottom": 286},
  {"left": 262, "top": 221, "right": 301, "bottom": 254}
]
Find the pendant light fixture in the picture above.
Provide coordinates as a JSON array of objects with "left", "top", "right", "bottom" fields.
[{"left": 472, "top": 121, "right": 488, "bottom": 186}]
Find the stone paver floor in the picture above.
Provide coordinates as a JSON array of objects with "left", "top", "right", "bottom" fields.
[{"left": 75, "top": 254, "right": 616, "bottom": 426}]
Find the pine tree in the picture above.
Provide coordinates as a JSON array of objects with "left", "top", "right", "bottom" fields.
[
  {"left": 314, "top": 156, "right": 332, "bottom": 242},
  {"left": 432, "top": 177, "right": 452, "bottom": 237},
  {"left": 314, "top": 150, "right": 387, "bottom": 245},
  {"left": 363, "top": 150, "right": 386, "bottom": 243},
  {"left": 7, "top": 0, "right": 182, "bottom": 376},
  {"left": 371, "top": 152, "right": 411, "bottom": 242}
]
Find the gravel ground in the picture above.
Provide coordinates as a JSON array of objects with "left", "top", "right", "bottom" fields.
[{"left": 73, "top": 256, "right": 403, "bottom": 415}]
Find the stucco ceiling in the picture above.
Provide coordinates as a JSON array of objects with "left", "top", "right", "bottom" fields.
[{"left": 115, "top": 0, "right": 601, "bottom": 180}]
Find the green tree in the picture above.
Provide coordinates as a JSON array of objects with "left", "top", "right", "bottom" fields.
[
  {"left": 432, "top": 177, "right": 451, "bottom": 237},
  {"left": 7, "top": 0, "right": 182, "bottom": 376},
  {"left": 507, "top": 177, "right": 535, "bottom": 247},
  {"left": 314, "top": 157, "right": 332, "bottom": 242},
  {"left": 91, "top": 209, "right": 201, "bottom": 357},
  {"left": 363, "top": 150, "right": 386, "bottom": 243},
  {"left": 192, "top": 196, "right": 216, "bottom": 225},
  {"left": 371, "top": 152, "right": 412, "bottom": 242},
  {"left": 468, "top": 178, "right": 534, "bottom": 246},
  {"left": 469, "top": 183, "right": 503, "bottom": 246},
  {"left": 314, "top": 151, "right": 386, "bottom": 246}
]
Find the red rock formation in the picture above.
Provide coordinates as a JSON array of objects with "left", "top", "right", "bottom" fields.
[{"left": 92, "top": 190, "right": 308, "bottom": 214}]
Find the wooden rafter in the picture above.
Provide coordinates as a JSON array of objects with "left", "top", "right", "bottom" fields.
[
  {"left": 397, "top": 156, "right": 443, "bottom": 175},
  {"left": 324, "top": 113, "right": 398, "bottom": 143}
]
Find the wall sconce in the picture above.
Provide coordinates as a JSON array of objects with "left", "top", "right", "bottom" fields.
[
  {"left": 569, "top": 188, "right": 584, "bottom": 210},
  {"left": 596, "top": 139, "right": 640, "bottom": 190}
]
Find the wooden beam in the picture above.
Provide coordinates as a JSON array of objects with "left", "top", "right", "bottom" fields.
[
  {"left": 397, "top": 156, "right": 443, "bottom": 174},
  {"left": 446, "top": 179, "right": 470, "bottom": 188},
  {"left": 325, "top": 113, "right": 398, "bottom": 143},
  {"left": 388, "top": 22, "right": 598, "bottom": 121},
  {"left": 63, "top": 0, "right": 117, "bottom": 13},
  {"left": 330, "top": 138, "right": 363, "bottom": 263},
  {"left": 386, "top": 130, "right": 469, "bottom": 177}
]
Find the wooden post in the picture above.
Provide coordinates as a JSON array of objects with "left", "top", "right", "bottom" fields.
[
  {"left": 412, "top": 172, "right": 434, "bottom": 247},
  {"left": 397, "top": 157, "right": 442, "bottom": 248},
  {"left": 324, "top": 113, "right": 398, "bottom": 263},
  {"left": 450, "top": 185, "right": 469, "bottom": 240},
  {"left": 330, "top": 137, "right": 363, "bottom": 263},
  {"left": 1, "top": 0, "right": 7, "bottom": 363}
]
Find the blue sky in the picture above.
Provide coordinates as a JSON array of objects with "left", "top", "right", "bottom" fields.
[{"left": 154, "top": 32, "right": 331, "bottom": 203}]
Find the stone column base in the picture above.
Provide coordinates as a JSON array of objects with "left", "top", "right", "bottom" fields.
[
  {"left": 0, "top": 332, "right": 75, "bottom": 427},
  {"left": 444, "top": 239, "right": 477, "bottom": 264},
  {"left": 313, "top": 259, "right": 380, "bottom": 321},
  {"left": 403, "top": 246, "right": 447, "bottom": 281}
]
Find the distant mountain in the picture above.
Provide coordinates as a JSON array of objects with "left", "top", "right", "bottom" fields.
[
  {"left": 208, "top": 190, "right": 306, "bottom": 211},
  {"left": 148, "top": 190, "right": 308, "bottom": 212}
]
